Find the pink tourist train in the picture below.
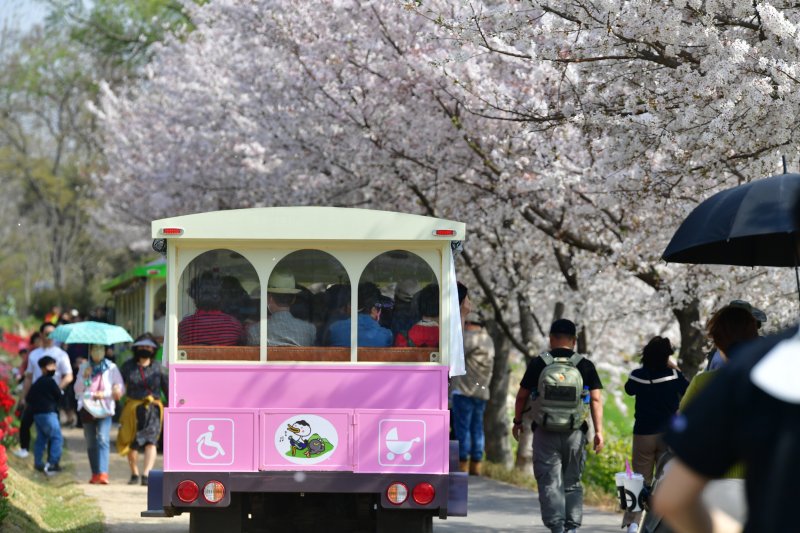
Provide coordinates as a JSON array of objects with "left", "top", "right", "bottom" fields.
[{"left": 142, "top": 207, "right": 468, "bottom": 533}]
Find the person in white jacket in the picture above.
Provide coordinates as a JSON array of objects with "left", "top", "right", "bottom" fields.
[{"left": 74, "top": 344, "right": 124, "bottom": 485}]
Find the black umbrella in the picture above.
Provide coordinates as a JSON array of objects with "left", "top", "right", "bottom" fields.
[{"left": 662, "top": 172, "right": 800, "bottom": 299}]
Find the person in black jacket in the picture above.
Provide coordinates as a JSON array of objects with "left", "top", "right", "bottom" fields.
[
  {"left": 26, "top": 356, "right": 64, "bottom": 474},
  {"left": 622, "top": 336, "right": 688, "bottom": 532}
]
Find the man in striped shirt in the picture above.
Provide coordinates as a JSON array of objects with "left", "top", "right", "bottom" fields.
[{"left": 179, "top": 272, "right": 244, "bottom": 346}]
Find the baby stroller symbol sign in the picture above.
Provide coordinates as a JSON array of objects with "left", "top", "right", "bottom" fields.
[
  {"left": 385, "top": 427, "right": 420, "bottom": 461},
  {"left": 379, "top": 419, "right": 425, "bottom": 467},
  {"left": 187, "top": 418, "right": 234, "bottom": 465}
]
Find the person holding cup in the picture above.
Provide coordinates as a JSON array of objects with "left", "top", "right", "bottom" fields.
[
  {"left": 74, "top": 344, "right": 124, "bottom": 484},
  {"left": 622, "top": 336, "right": 688, "bottom": 532}
]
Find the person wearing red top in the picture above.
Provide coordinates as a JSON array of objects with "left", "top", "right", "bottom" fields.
[
  {"left": 395, "top": 284, "right": 439, "bottom": 348},
  {"left": 178, "top": 272, "right": 244, "bottom": 346}
]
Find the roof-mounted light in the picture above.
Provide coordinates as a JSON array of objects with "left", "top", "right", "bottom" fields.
[{"left": 161, "top": 227, "right": 184, "bottom": 236}]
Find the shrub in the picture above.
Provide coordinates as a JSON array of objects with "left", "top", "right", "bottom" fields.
[{"left": 583, "top": 435, "right": 631, "bottom": 495}]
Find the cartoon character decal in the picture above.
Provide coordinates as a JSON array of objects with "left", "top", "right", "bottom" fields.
[
  {"left": 286, "top": 420, "right": 333, "bottom": 458},
  {"left": 275, "top": 414, "right": 338, "bottom": 465}
]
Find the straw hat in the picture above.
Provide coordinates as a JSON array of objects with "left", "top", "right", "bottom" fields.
[{"left": 268, "top": 270, "right": 301, "bottom": 294}]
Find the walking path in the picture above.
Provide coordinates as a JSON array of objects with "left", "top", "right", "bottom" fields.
[
  {"left": 436, "top": 476, "right": 621, "bottom": 532},
  {"left": 63, "top": 426, "right": 189, "bottom": 532},
  {"left": 64, "top": 427, "right": 621, "bottom": 532}
]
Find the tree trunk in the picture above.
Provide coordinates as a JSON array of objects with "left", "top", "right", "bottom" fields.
[
  {"left": 483, "top": 319, "right": 513, "bottom": 468},
  {"left": 511, "top": 296, "right": 546, "bottom": 472},
  {"left": 673, "top": 298, "right": 707, "bottom": 379}
]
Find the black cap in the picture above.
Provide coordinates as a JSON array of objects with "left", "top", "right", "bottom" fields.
[{"left": 549, "top": 319, "right": 577, "bottom": 337}]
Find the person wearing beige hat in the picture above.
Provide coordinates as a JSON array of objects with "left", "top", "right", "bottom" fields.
[
  {"left": 391, "top": 279, "right": 421, "bottom": 336},
  {"left": 247, "top": 270, "right": 316, "bottom": 347}
]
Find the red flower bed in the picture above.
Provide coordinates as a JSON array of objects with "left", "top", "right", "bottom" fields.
[{"left": 0, "top": 363, "right": 17, "bottom": 524}]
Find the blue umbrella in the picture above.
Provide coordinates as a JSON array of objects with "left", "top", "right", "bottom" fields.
[{"left": 49, "top": 321, "right": 133, "bottom": 345}]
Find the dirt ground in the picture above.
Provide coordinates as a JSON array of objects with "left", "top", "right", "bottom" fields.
[{"left": 63, "top": 426, "right": 189, "bottom": 533}]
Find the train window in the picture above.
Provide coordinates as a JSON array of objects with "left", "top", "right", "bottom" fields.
[
  {"left": 177, "top": 249, "right": 259, "bottom": 360},
  {"left": 247, "top": 250, "right": 349, "bottom": 353},
  {"left": 357, "top": 250, "right": 438, "bottom": 351}
]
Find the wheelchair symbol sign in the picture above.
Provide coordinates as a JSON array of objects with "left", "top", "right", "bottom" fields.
[{"left": 187, "top": 418, "right": 234, "bottom": 465}]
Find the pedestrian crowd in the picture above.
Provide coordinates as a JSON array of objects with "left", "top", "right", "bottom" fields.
[
  {"left": 8, "top": 287, "right": 792, "bottom": 533},
  {"left": 507, "top": 297, "right": 783, "bottom": 533},
  {"left": 11, "top": 307, "right": 167, "bottom": 488}
]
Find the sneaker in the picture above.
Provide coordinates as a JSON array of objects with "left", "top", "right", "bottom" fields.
[
  {"left": 128, "top": 475, "right": 140, "bottom": 485},
  {"left": 566, "top": 530, "right": 578, "bottom": 533},
  {"left": 141, "top": 475, "right": 148, "bottom": 486},
  {"left": 13, "top": 448, "right": 29, "bottom": 458},
  {"left": 627, "top": 524, "right": 639, "bottom": 533},
  {"left": 97, "top": 473, "right": 109, "bottom": 485},
  {"left": 89, "top": 474, "right": 101, "bottom": 484},
  {"left": 34, "top": 464, "right": 45, "bottom": 472},
  {"left": 43, "top": 463, "right": 61, "bottom": 476}
]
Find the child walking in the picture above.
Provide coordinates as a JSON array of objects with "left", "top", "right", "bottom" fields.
[{"left": 26, "top": 356, "right": 64, "bottom": 474}]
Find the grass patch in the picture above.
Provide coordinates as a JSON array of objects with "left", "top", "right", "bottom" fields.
[{"left": 4, "top": 449, "right": 103, "bottom": 532}]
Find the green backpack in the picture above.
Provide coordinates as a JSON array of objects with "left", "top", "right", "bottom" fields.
[{"left": 534, "top": 351, "right": 588, "bottom": 432}]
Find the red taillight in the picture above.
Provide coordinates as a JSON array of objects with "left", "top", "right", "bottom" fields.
[
  {"left": 412, "top": 482, "right": 435, "bottom": 505},
  {"left": 176, "top": 480, "right": 199, "bottom": 503},
  {"left": 386, "top": 482, "right": 408, "bottom": 505},
  {"left": 202, "top": 480, "right": 225, "bottom": 503},
  {"left": 434, "top": 229, "right": 456, "bottom": 236},
  {"left": 161, "top": 227, "right": 184, "bottom": 235}
]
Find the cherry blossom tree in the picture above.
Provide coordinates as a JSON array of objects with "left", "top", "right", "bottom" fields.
[{"left": 96, "top": 0, "right": 800, "bottom": 464}]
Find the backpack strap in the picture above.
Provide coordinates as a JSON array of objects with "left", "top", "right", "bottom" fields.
[
  {"left": 539, "top": 352, "right": 554, "bottom": 366},
  {"left": 568, "top": 353, "right": 584, "bottom": 366}
]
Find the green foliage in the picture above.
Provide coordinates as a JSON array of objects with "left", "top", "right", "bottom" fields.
[
  {"left": 603, "top": 389, "right": 635, "bottom": 439},
  {"left": 27, "top": 287, "right": 95, "bottom": 321},
  {"left": 0, "top": 495, "right": 8, "bottom": 526},
  {"left": 0, "top": 0, "right": 196, "bottom": 323},
  {"left": 48, "top": 0, "right": 198, "bottom": 77},
  {"left": 583, "top": 436, "right": 631, "bottom": 495}
]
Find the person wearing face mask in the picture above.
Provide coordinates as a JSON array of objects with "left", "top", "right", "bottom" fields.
[
  {"left": 16, "top": 323, "right": 73, "bottom": 459},
  {"left": 117, "top": 336, "right": 168, "bottom": 486},
  {"left": 74, "top": 344, "right": 124, "bottom": 484},
  {"left": 25, "top": 356, "right": 64, "bottom": 475}
]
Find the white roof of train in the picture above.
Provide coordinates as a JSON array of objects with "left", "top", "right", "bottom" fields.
[{"left": 151, "top": 207, "right": 465, "bottom": 241}]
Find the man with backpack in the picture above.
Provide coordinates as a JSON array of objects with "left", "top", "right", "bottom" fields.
[{"left": 512, "top": 319, "right": 604, "bottom": 533}]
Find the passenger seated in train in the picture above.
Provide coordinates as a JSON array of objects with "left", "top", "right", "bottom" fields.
[
  {"left": 327, "top": 283, "right": 393, "bottom": 347},
  {"left": 179, "top": 271, "right": 245, "bottom": 346},
  {"left": 376, "top": 294, "right": 395, "bottom": 330},
  {"left": 395, "top": 284, "right": 439, "bottom": 348},
  {"left": 391, "top": 279, "right": 420, "bottom": 336},
  {"left": 220, "top": 275, "right": 250, "bottom": 322},
  {"left": 247, "top": 271, "right": 316, "bottom": 347},
  {"left": 317, "top": 284, "right": 351, "bottom": 346}
]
